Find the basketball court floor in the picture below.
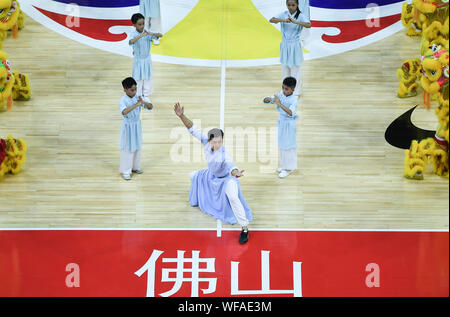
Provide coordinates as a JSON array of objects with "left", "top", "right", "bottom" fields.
[{"left": 0, "top": 0, "right": 448, "bottom": 297}]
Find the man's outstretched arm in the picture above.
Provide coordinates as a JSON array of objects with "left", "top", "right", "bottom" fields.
[{"left": 174, "top": 102, "right": 193, "bottom": 129}]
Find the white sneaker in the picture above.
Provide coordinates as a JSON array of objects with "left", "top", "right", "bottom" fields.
[
  {"left": 277, "top": 167, "right": 283, "bottom": 173},
  {"left": 152, "top": 38, "right": 160, "bottom": 45},
  {"left": 278, "top": 170, "right": 292, "bottom": 178},
  {"left": 132, "top": 169, "right": 144, "bottom": 174},
  {"left": 122, "top": 174, "right": 131, "bottom": 180}
]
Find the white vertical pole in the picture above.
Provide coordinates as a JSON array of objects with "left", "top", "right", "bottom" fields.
[
  {"left": 217, "top": 0, "right": 228, "bottom": 239},
  {"left": 216, "top": 219, "right": 222, "bottom": 237}
]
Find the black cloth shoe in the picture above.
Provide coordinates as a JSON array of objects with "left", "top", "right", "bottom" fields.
[{"left": 239, "top": 230, "right": 249, "bottom": 244}]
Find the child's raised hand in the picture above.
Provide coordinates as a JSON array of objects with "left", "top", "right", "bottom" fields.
[
  {"left": 174, "top": 102, "right": 184, "bottom": 117},
  {"left": 273, "top": 95, "right": 280, "bottom": 104}
]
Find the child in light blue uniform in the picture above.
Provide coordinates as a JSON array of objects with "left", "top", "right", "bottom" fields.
[
  {"left": 270, "top": 0, "right": 311, "bottom": 96},
  {"left": 173, "top": 102, "right": 252, "bottom": 244},
  {"left": 119, "top": 77, "right": 153, "bottom": 180},
  {"left": 139, "top": 0, "right": 162, "bottom": 45},
  {"left": 129, "top": 13, "right": 163, "bottom": 98},
  {"left": 263, "top": 77, "right": 299, "bottom": 178}
]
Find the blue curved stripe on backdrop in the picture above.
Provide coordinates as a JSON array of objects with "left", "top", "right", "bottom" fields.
[
  {"left": 52, "top": 0, "right": 138, "bottom": 8},
  {"left": 310, "top": 0, "right": 404, "bottom": 9}
]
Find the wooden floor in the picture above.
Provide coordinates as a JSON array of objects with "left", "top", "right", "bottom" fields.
[{"left": 0, "top": 16, "right": 448, "bottom": 229}]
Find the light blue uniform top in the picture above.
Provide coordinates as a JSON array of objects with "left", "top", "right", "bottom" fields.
[
  {"left": 187, "top": 125, "right": 253, "bottom": 225},
  {"left": 140, "top": 0, "right": 160, "bottom": 18},
  {"left": 275, "top": 9, "right": 310, "bottom": 67},
  {"left": 129, "top": 29, "right": 157, "bottom": 81},
  {"left": 119, "top": 94, "right": 152, "bottom": 152},
  {"left": 268, "top": 92, "right": 299, "bottom": 150}
]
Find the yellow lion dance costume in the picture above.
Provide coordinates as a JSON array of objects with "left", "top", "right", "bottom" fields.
[
  {"left": 404, "top": 47, "right": 449, "bottom": 179},
  {"left": 0, "top": 0, "right": 24, "bottom": 46},
  {"left": 402, "top": 1, "right": 449, "bottom": 180},
  {"left": 420, "top": 45, "right": 449, "bottom": 108},
  {"left": 398, "top": 1, "right": 447, "bottom": 98},
  {"left": 404, "top": 138, "right": 434, "bottom": 179},
  {"left": 0, "top": 50, "right": 30, "bottom": 111},
  {"left": 397, "top": 58, "right": 422, "bottom": 97},
  {"left": 0, "top": 0, "right": 28, "bottom": 181},
  {"left": 0, "top": 1, "right": 30, "bottom": 111},
  {"left": 414, "top": 47, "right": 449, "bottom": 179},
  {"left": 404, "top": 138, "right": 448, "bottom": 179},
  {"left": 0, "top": 134, "right": 27, "bottom": 179},
  {"left": 0, "top": 50, "right": 14, "bottom": 111},
  {"left": 413, "top": 0, "right": 449, "bottom": 55},
  {"left": 402, "top": 1, "right": 423, "bottom": 36}
]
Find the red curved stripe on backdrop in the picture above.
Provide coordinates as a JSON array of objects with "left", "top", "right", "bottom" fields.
[
  {"left": 34, "top": 5, "right": 400, "bottom": 44},
  {"left": 33, "top": 6, "right": 132, "bottom": 42},
  {"left": 311, "top": 14, "right": 401, "bottom": 43}
]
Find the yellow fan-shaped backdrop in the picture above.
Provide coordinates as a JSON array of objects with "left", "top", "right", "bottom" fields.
[{"left": 152, "top": 0, "right": 282, "bottom": 60}]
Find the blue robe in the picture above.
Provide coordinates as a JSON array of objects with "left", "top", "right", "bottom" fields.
[
  {"left": 119, "top": 94, "right": 151, "bottom": 152},
  {"left": 275, "top": 9, "right": 310, "bottom": 67},
  {"left": 188, "top": 126, "right": 253, "bottom": 225},
  {"left": 268, "top": 92, "right": 299, "bottom": 150},
  {"left": 129, "top": 29, "right": 156, "bottom": 81}
]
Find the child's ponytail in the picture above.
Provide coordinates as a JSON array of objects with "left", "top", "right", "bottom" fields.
[{"left": 294, "top": 7, "right": 301, "bottom": 19}]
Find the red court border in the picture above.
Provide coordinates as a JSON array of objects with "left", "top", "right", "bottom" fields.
[{"left": 0, "top": 229, "right": 448, "bottom": 297}]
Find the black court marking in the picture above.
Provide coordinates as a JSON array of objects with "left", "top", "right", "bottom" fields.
[{"left": 385, "top": 105, "right": 436, "bottom": 149}]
